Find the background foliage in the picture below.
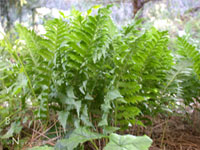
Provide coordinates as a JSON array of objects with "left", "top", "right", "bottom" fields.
[{"left": 0, "top": 2, "right": 200, "bottom": 150}]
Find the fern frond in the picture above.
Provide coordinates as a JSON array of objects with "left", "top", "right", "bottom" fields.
[{"left": 177, "top": 37, "right": 200, "bottom": 79}]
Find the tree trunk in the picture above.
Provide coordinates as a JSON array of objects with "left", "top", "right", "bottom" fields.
[
  {"left": 32, "top": 8, "right": 36, "bottom": 30},
  {"left": 0, "top": 0, "right": 11, "bottom": 31},
  {"left": 5, "top": 5, "right": 11, "bottom": 32},
  {"left": 133, "top": 0, "right": 139, "bottom": 16},
  {"left": 132, "top": 0, "right": 153, "bottom": 18}
]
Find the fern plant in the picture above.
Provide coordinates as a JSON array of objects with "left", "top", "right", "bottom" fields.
[
  {"left": 113, "top": 27, "right": 174, "bottom": 125},
  {"left": 155, "top": 36, "right": 200, "bottom": 112},
  {"left": 0, "top": 5, "right": 185, "bottom": 149},
  {"left": 177, "top": 37, "right": 200, "bottom": 79},
  {"left": 175, "top": 37, "right": 200, "bottom": 105},
  {"left": 0, "top": 5, "right": 176, "bottom": 130}
]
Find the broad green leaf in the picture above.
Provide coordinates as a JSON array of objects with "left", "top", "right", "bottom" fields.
[
  {"left": 67, "top": 87, "right": 77, "bottom": 99},
  {"left": 64, "top": 97, "right": 81, "bottom": 117},
  {"left": 1, "top": 122, "right": 22, "bottom": 139},
  {"left": 106, "top": 89, "right": 123, "bottom": 101},
  {"left": 104, "top": 133, "right": 152, "bottom": 150},
  {"left": 82, "top": 81, "right": 87, "bottom": 90},
  {"left": 81, "top": 105, "right": 93, "bottom": 127},
  {"left": 98, "top": 113, "right": 108, "bottom": 126},
  {"left": 29, "top": 146, "right": 54, "bottom": 150},
  {"left": 74, "top": 118, "right": 80, "bottom": 128},
  {"left": 79, "top": 86, "right": 85, "bottom": 94},
  {"left": 1, "top": 125, "right": 15, "bottom": 139},
  {"left": 75, "top": 101, "right": 81, "bottom": 117},
  {"left": 56, "top": 127, "right": 106, "bottom": 150},
  {"left": 103, "top": 126, "right": 120, "bottom": 135},
  {"left": 99, "top": 89, "right": 123, "bottom": 126},
  {"left": 85, "top": 93, "right": 93, "bottom": 100},
  {"left": 58, "top": 111, "right": 69, "bottom": 131}
]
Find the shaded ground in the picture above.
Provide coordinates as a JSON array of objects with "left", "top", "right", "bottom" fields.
[
  {"left": 1, "top": 113, "right": 199, "bottom": 150},
  {"left": 129, "top": 115, "right": 200, "bottom": 150}
]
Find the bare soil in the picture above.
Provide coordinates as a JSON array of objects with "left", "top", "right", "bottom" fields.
[{"left": 129, "top": 115, "right": 200, "bottom": 150}]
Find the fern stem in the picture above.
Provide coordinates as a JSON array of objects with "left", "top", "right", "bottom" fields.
[
  {"left": 90, "top": 140, "right": 99, "bottom": 150},
  {"left": 15, "top": 53, "right": 37, "bottom": 100},
  {"left": 114, "top": 101, "right": 118, "bottom": 127},
  {"left": 3, "top": 35, "right": 37, "bottom": 100},
  {"left": 163, "top": 63, "right": 185, "bottom": 93},
  {"left": 160, "top": 119, "right": 168, "bottom": 149}
]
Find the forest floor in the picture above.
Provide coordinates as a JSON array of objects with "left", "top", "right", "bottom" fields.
[
  {"left": 26, "top": 113, "right": 200, "bottom": 150},
  {"left": 2, "top": 113, "right": 199, "bottom": 150},
  {"left": 130, "top": 114, "right": 200, "bottom": 150}
]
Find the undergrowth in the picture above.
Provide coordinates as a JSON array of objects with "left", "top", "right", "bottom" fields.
[{"left": 0, "top": 5, "right": 199, "bottom": 150}]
